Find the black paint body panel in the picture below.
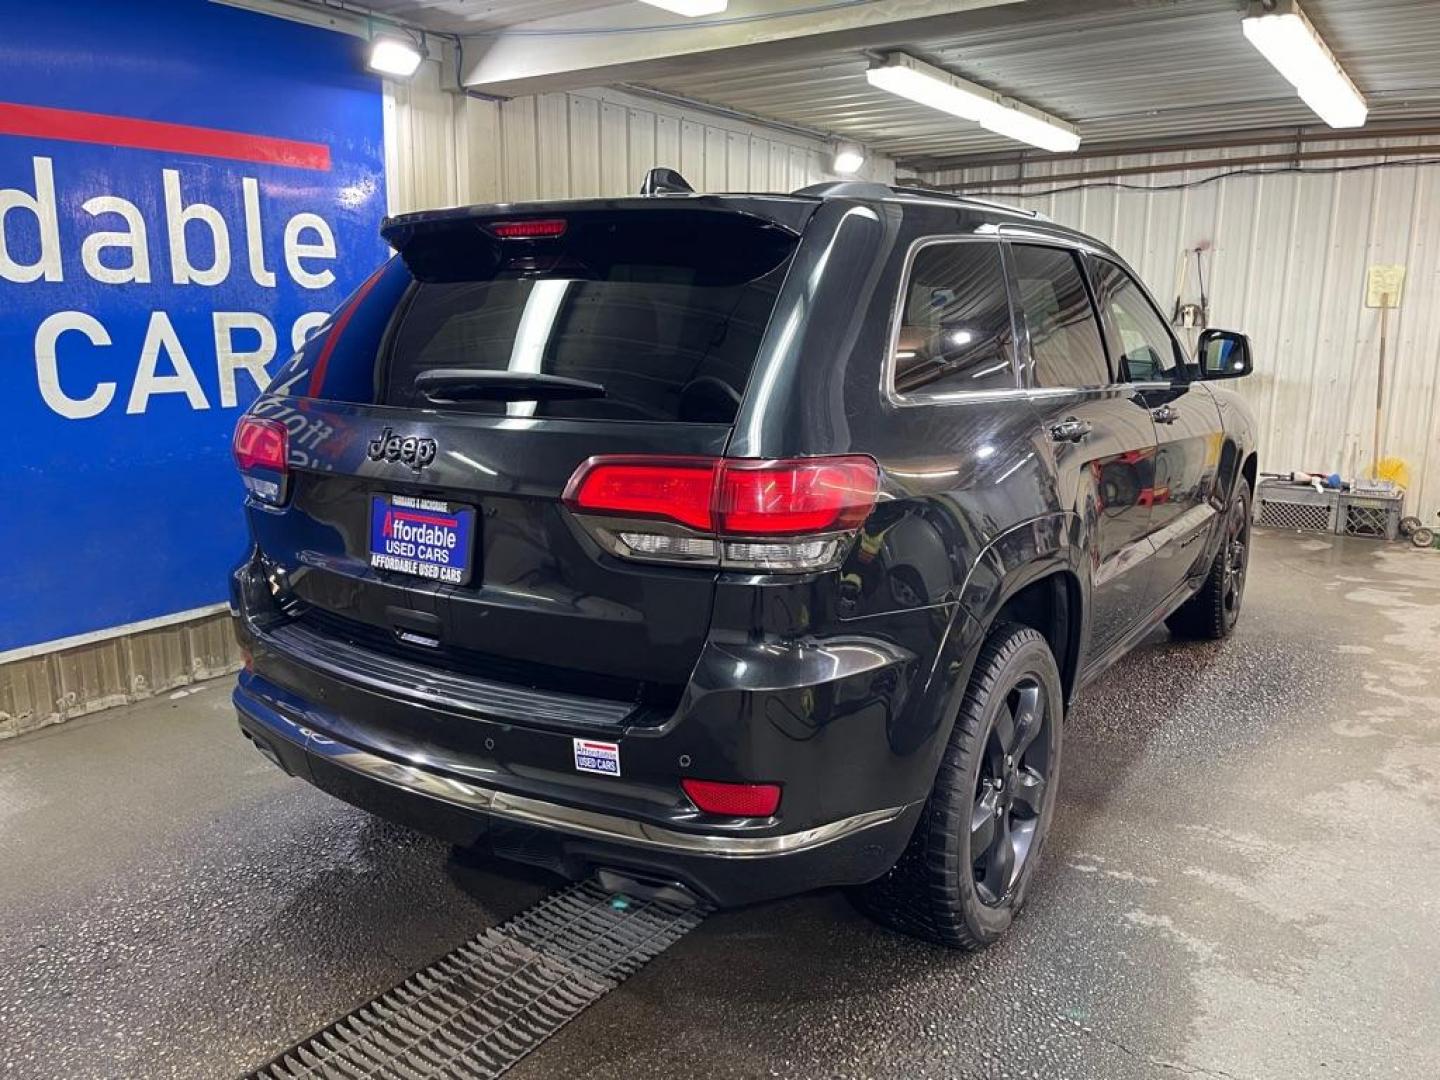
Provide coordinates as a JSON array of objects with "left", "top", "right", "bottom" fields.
[{"left": 231, "top": 191, "right": 1258, "bottom": 904}]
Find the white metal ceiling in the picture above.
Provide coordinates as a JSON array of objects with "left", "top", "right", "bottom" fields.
[
  {"left": 638, "top": 0, "right": 1440, "bottom": 166},
  {"left": 356, "top": 0, "right": 1440, "bottom": 166},
  {"left": 360, "top": 0, "right": 625, "bottom": 34}
]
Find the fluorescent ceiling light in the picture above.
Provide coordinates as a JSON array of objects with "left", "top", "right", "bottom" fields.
[
  {"left": 833, "top": 143, "right": 865, "bottom": 175},
  {"left": 638, "top": 0, "right": 728, "bottom": 15},
  {"left": 1241, "top": 0, "right": 1366, "bottom": 128},
  {"left": 866, "top": 54, "right": 1080, "bottom": 154},
  {"left": 368, "top": 36, "right": 423, "bottom": 79}
]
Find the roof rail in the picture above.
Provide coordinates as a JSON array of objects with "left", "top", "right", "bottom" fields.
[
  {"left": 791, "top": 179, "right": 1049, "bottom": 221},
  {"left": 890, "top": 182, "right": 1049, "bottom": 220}
]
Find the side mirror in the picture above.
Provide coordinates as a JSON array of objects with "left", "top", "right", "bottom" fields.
[
  {"left": 1197, "top": 329, "right": 1253, "bottom": 379},
  {"left": 1120, "top": 345, "right": 1163, "bottom": 382}
]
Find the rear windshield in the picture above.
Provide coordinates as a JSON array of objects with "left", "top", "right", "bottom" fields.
[
  {"left": 272, "top": 210, "right": 800, "bottom": 425},
  {"left": 383, "top": 263, "right": 787, "bottom": 423}
]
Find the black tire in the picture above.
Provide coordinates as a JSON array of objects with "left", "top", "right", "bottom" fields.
[
  {"left": 850, "top": 623, "right": 1063, "bottom": 950},
  {"left": 1166, "top": 477, "right": 1252, "bottom": 640}
]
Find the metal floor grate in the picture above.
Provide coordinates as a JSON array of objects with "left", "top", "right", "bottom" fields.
[{"left": 246, "top": 880, "right": 708, "bottom": 1080}]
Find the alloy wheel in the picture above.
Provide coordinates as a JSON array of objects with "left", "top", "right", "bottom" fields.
[
  {"left": 1223, "top": 498, "right": 1249, "bottom": 619},
  {"left": 971, "top": 675, "right": 1055, "bottom": 906}
]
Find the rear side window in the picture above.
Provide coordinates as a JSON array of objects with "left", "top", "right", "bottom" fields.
[
  {"left": 379, "top": 212, "right": 797, "bottom": 424},
  {"left": 891, "top": 241, "right": 1016, "bottom": 398},
  {"left": 1010, "top": 244, "right": 1109, "bottom": 388}
]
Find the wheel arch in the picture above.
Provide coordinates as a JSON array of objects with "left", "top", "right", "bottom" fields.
[
  {"left": 1241, "top": 450, "right": 1258, "bottom": 495},
  {"left": 956, "top": 512, "right": 1087, "bottom": 708},
  {"left": 1206, "top": 442, "right": 1258, "bottom": 567},
  {"left": 989, "top": 571, "right": 1083, "bottom": 709},
  {"left": 1208, "top": 384, "right": 1260, "bottom": 505}
]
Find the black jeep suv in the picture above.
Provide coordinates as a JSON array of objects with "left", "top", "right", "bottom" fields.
[{"left": 230, "top": 178, "right": 1257, "bottom": 949}]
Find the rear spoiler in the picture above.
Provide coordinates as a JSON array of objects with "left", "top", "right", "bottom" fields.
[
  {"left": 381, "top": 195, "right": 816, "bottom": 254},
  {"left": 380, "top": 198, "right": 816, "bottom": 284}
]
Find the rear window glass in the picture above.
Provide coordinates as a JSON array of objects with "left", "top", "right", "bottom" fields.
[
  {"left": 378, "top": 213, "right": 798, "bottom": 424},
  {"left": 891, "top": 241, "right": 1015, "bottom": 397},
  {"left": 383, "top": 268, "right": 785, "bottom": 422},
  {"left": 1010, "top": 244, "right": 1109, "bottom": 388}
]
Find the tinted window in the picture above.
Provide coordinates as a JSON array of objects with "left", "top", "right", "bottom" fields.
[
  {"left": 256, "top": 212, "right": 799, "bottom": 422},
  {"left": 1011, "top": 244, "right": 1108, "bottom": 388},
  {"left": 383, "top": 265, "right": 787, "bottom": 423},
  {"left": 1091, "top": 258, "right": 1182, "bottom": 381},
  {"left": 891, "top": 241, "right": 1016, "bottom": 397},
  {"left": 266, "top": 213, "right": 800, "bottom": 420}
]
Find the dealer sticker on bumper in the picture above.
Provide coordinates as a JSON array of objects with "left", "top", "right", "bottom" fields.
[{"left": 573, "top": 738, "right": 621, "bottom": 777}]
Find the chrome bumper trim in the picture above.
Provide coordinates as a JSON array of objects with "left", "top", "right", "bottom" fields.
[{"left": 237, "top": 694, "right": 913, "bottom": 860}]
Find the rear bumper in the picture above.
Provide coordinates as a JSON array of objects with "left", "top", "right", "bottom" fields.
[
  {"left": 228, "top": 529, "right": 985, "bottom": 905},
  {"left": 235, "top": 674, "right": 921, "bottom": 906}
]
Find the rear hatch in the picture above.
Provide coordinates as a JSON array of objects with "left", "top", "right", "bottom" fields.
[{"left": 238, "top": 198, "right": 812, "bottom": 720}]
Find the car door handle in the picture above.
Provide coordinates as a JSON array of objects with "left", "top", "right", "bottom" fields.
[
  {"left": 1047, "top": 417, "right": 1092, "bottom": 443},
  {"left": 1151, "top": 404, "right": 1179, "bottom": 425}
]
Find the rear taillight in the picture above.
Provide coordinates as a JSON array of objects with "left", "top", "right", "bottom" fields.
[
  {"left": 716, "top": 458, "right": 879, "bottom": 535},
  {"left": 232, "top": 416, "right": 286, "bottom": 471},
  {"left": 566, "top": 457, "right": 717, "bottom": 532},
  {"left": 563, "top": 455, "right": 879, "bottom": 572},
  {"left": 232, "top": 416, "right": 289, "bottom": 506},
  {"left": 682, "top": 778, "right": 782, "bottom": 818}
]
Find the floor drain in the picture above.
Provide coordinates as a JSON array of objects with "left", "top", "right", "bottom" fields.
[{"left": 246, "top": 878, "right": 708, "bottom": 1079}]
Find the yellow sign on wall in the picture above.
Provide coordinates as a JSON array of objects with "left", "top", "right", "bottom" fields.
[{"left": 1366, "top": 264, "right": 1405, "bottom": 308}]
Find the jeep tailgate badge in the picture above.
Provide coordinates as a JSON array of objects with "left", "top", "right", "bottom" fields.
[{"left": 367, "top": 427, "right": 437, "bottom": 472}]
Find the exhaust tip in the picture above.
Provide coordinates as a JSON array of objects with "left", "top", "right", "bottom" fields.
[
  {"left": 243, "top": 730, "right": 290, "bottom": 775},
  {"left": 594, "top": 868, "right": 703, "bottom": 910}
]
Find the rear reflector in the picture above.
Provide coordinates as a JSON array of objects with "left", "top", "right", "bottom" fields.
[
  {"left": 487, "top": 218, "right": 567, "bottom": 239},
  {"left": 682, "top": 779, "right": 782, "bottom": 817}
]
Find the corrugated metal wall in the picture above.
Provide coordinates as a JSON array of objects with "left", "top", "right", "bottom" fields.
[
  {"left": 382, "top": 59, "right": 896, "bottom": 215},
  {"left": 923, "top": 140, "right": 1440, "bottom": 519}
]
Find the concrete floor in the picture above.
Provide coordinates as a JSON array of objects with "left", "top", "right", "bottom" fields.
[{"left": 2, "top": 529, "right": 1438, "bottom": 1080}]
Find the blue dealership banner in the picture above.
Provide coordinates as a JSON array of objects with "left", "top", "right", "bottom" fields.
[{"left": 0, "top": 0, "right": 388, "bottom": 653}]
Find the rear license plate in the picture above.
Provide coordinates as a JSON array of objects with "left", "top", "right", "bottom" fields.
[{"left": 369, "top": 495, "right": 475, "bottom": 585}]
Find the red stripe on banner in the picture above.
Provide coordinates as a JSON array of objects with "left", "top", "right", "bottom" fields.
[
  {"left": 0, "top": 101, "right": 332, "bottom": 170},
  {"left": 306, "top": 267, "right": 386, "bottom": 398}
]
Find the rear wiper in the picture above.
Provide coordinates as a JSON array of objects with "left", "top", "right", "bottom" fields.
[{"left": 413, "top": 368, "right": 607, "bottom": 404}]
